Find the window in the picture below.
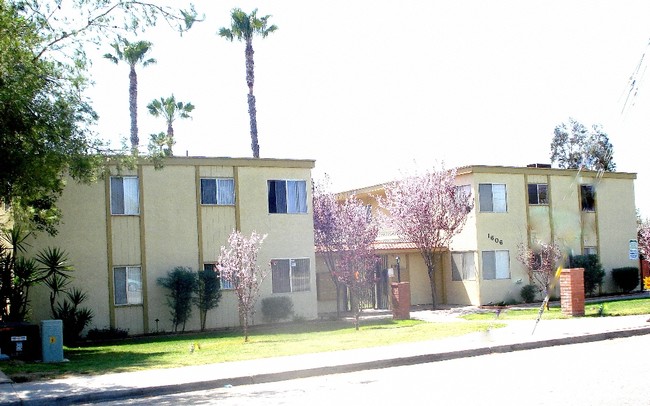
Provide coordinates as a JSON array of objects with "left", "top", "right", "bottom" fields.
[
  {"left": 580, "top": 185, "right": 595, "bottom": 211},
  {"left": 528, "top": 183, "right": 548, "bottom": 205},
  {"left": 583, "top": 246, "right": 597, "bottom": 256},
  {"left": 455, "top": 185, "right": 472, "bottom": 199},
  {"left": 271, "top": 258, "right": 310, "bottom": 293},
  {"left": 455, "top": 184, "right": 473, "bottom": 213},
  {"left": 110, "top": 177, "right": 139, "bottom": 215},
  {"left": 482, "top": 250, "right": 510, "bottom": 280},
  {"left": 200, "top": 178, "right": 235, "bottom": 205},
  {"left": 113, "top": 266, "right": 142, "bottom": 305},
  {"left": 479, "top": 184, "right": 507, "bottom": 212},
  {"left": 451, "top": 252, "right": 476, "bottom": 281},
  {"left": 203, "top": 263, "right": 234, "bottom": 290},
  {"left": 268, "top": 180, "right": 307, "bottom": 213}
]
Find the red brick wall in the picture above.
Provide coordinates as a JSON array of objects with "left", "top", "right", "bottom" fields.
[
  {"left": 391, "top": 282, "right": 411, "bottom": 320},
  {"left": 560, "top": 268, "right": 585, "bottom": 316}
]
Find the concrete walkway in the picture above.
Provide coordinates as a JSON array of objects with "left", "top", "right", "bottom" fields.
[{"left": 1, "top": 311, "right": 649, "bottom": 405}]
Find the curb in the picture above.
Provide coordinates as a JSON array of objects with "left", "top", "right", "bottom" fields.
[{"left": 9, "top": 326, "right": 650, "bottom": 405}]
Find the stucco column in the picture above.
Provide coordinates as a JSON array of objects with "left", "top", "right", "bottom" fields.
[{"left": 560, "top": 268, "right": 585, "bottom": 316}]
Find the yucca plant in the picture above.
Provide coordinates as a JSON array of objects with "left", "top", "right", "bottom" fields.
[
  {"left": 52, "top": 288, "right": 94, "bottom": 346},
  {"left": 35, "top": 246, "right": 73, "bottom": 315}
]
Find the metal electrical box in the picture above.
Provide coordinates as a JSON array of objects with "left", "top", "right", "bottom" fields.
[
  {"left": 0, "top": 323, "right": 41, "bottom": 360},
  {"left": 40, "top": 320, "right": 64, "bottom": 363}
]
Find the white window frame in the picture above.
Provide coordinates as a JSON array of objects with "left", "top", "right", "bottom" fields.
[
  {"left": 113, "top": 266, "right": 143, "bottom": 305},
  {"left": 268, "top": 180, "right": 308, "bottom": 214},
  {"left": 583, "top": 246, "right": 598, "bottom": 256},
  {"left": 200, "top": 178, "right": 235, "bottom": 206},
  {"left": 110, "top": 176, "right": 139, "bottom": 215},
  {"left": 203, "top": 263, "right": 234, "bottom": 290},
  {"left": 528, "top": 183, "right": 548, "bottom": 205},
  {"left": 451, "top": 251, "right": 476, "bottom": 281},
  {"left": 271, "top": 258, "right": 311, "bottom": 293},
  {"left": 479, "top": 183, "right": 507, "bottom": 213},
  {"left": 482, "top": 250, "right": 510, "bottom": 280}
]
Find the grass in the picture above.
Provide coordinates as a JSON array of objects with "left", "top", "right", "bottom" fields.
[
  {"left": 1, "top": 318, "right": 498, "bottom": 382},
  {"left": 462, "top": 297, "right": 650, "bottom": 321}
]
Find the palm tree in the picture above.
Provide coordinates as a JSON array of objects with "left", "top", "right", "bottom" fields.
[
  {"left": 104, "top": 38, "right": 156, "bottom": 154},
  {"left": 147, "top": 95, "right": 195, "bottom": 156},
  {"left": 219, "top": 8, "right": 277, "bottom": 158}
]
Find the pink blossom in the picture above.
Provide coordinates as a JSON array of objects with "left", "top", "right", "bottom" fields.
[
  {"left": 217, "top": 230, "right": 268, "bottom": 342},
  {"left": 378, "top": 166, "right": 473, "bottom": 308}
]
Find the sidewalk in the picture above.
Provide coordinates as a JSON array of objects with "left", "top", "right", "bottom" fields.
[{"left": 1, "top": 311, "right": 649, "bottom": 405}]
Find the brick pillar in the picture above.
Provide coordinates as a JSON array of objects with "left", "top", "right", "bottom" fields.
[
  {"left": 391, "top": 282, "right": 411, "bottom": 320},
  {"left": 560, "top": 268, "right": 585, "bottom": 316}
]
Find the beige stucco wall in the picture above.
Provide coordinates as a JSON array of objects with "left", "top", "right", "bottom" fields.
[
  {"left": 141, "top": 165, "right": 200, "bottom": 333},
  {"left": 236, "top": 166, "right": 318, "bottom": 322},
  {"left": 446, "top": 172, "right": 481, "bottom": 305},
  {"left": 549, "top": 175, "right": 583, "bottom": 255},
  {"left": 471, "top": 172, "right": 529, "bottom": 304},
  {"left": 26, "top": 179, "right": 111, "bottom": 329},
  {"left": 592, "top": 176, "right": 638, "bottom": 291}
]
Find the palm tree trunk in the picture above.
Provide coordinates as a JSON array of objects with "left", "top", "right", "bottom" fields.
[
  {"left": 247, "top": 94, "right": 259, "bottom": 158},
  {"left": 129, "top": 66, "right": 139, "bottom": 154},
  {"left": 166, "top": 122, "right": 174, "bottom": 156},
  {"left": 245, "top": 39, "right": 260, "bottom": 158}
]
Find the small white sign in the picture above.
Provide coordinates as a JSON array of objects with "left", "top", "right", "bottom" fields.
[
  {"left": 11, "top": 336, "right": 27, "bottom": 342},
  {"left": 387, "top": 268, "right": 394, "bottom": 277},
  {"left": 629, "top": 239, "right": 639, "bottom": 260}
]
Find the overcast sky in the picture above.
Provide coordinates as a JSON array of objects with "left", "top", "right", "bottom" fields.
[{"left": 85, "top": 1, "right": 650, "bottom": 216}]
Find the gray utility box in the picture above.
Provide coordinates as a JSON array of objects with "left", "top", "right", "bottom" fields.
[{"left": 40, "top": 320, "right": 64, "bottom": 363}]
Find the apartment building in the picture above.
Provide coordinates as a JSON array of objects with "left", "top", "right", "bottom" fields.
[
  {"left": 25, "top": 157, "right": 317, "bottom": 335},
  {"left": 317, "top": 165, "right": 638, "bottom": 311}
]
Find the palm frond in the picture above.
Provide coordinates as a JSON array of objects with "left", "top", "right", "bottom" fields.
[{"left": 35, "top": 247, "right": 73, "bottom": 278}]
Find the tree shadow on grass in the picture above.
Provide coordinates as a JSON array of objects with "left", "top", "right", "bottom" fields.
[{"left": 4, "top": 350, "right": 168, "bottom": 382}]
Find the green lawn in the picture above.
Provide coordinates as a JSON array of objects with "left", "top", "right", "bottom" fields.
[
  {"left": 1, "top": 318, "right": 498, "bottom": 382},
  {"left": 5, "top": 296, "right": 648, "bottom": 382},
  {"left": 462, "top": 297, "right": 650, "bottom": 321}
]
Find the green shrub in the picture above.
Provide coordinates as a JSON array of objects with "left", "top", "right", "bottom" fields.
[
  {"left": 86, "top": 327, "right": 129, "bottom": 341},
  {"left": 569, "top": 254, "right": 605, "bottom": 296},
  {"left": 52, "top": 287, "right": 94, "bottom": 346},
  {"left": 520, "top": 284, "right": 537, "bottom": 303},
  {"left": 611, "top": 267, "right": 640, "bottom": 292},
  {"left": 261, "top": 296, "right": 294, "bottom": 322},
  {"left": 194, "top": 267, "right": 222, "bottom": 332},
  {"left": 157, "top": 267, "right": 197, "bottom": 332}
]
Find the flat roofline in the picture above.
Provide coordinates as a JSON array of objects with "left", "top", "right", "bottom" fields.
[
  {"left": 112, "top": 156, "right": 316, "bottom": 169},
  {"left": 455, "top": 165, "right": 636, "bottom": 179},
  {"left": 338, "top": 164, "right": 637, "bottom": 196}
]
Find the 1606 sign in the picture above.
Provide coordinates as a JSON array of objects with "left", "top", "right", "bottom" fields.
[{"left": 487, "top": 233, "right": 504, "bottom": 245}]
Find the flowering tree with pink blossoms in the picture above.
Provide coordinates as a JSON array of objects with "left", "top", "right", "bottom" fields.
[
  {"left": 378, "top": 167, "right": 473, "bottom": 308},
  {"left": 313, "top": 181, "right": 344, "bottom": 315},
  {"left": 516, "top": 240, "right": 563, "bottom": 303},
  {"left": 313, "top": 181, "right": 379, "bottom": 326},
  {"left": 217, "top": 230, "right": 268, "bottom": 342}
]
